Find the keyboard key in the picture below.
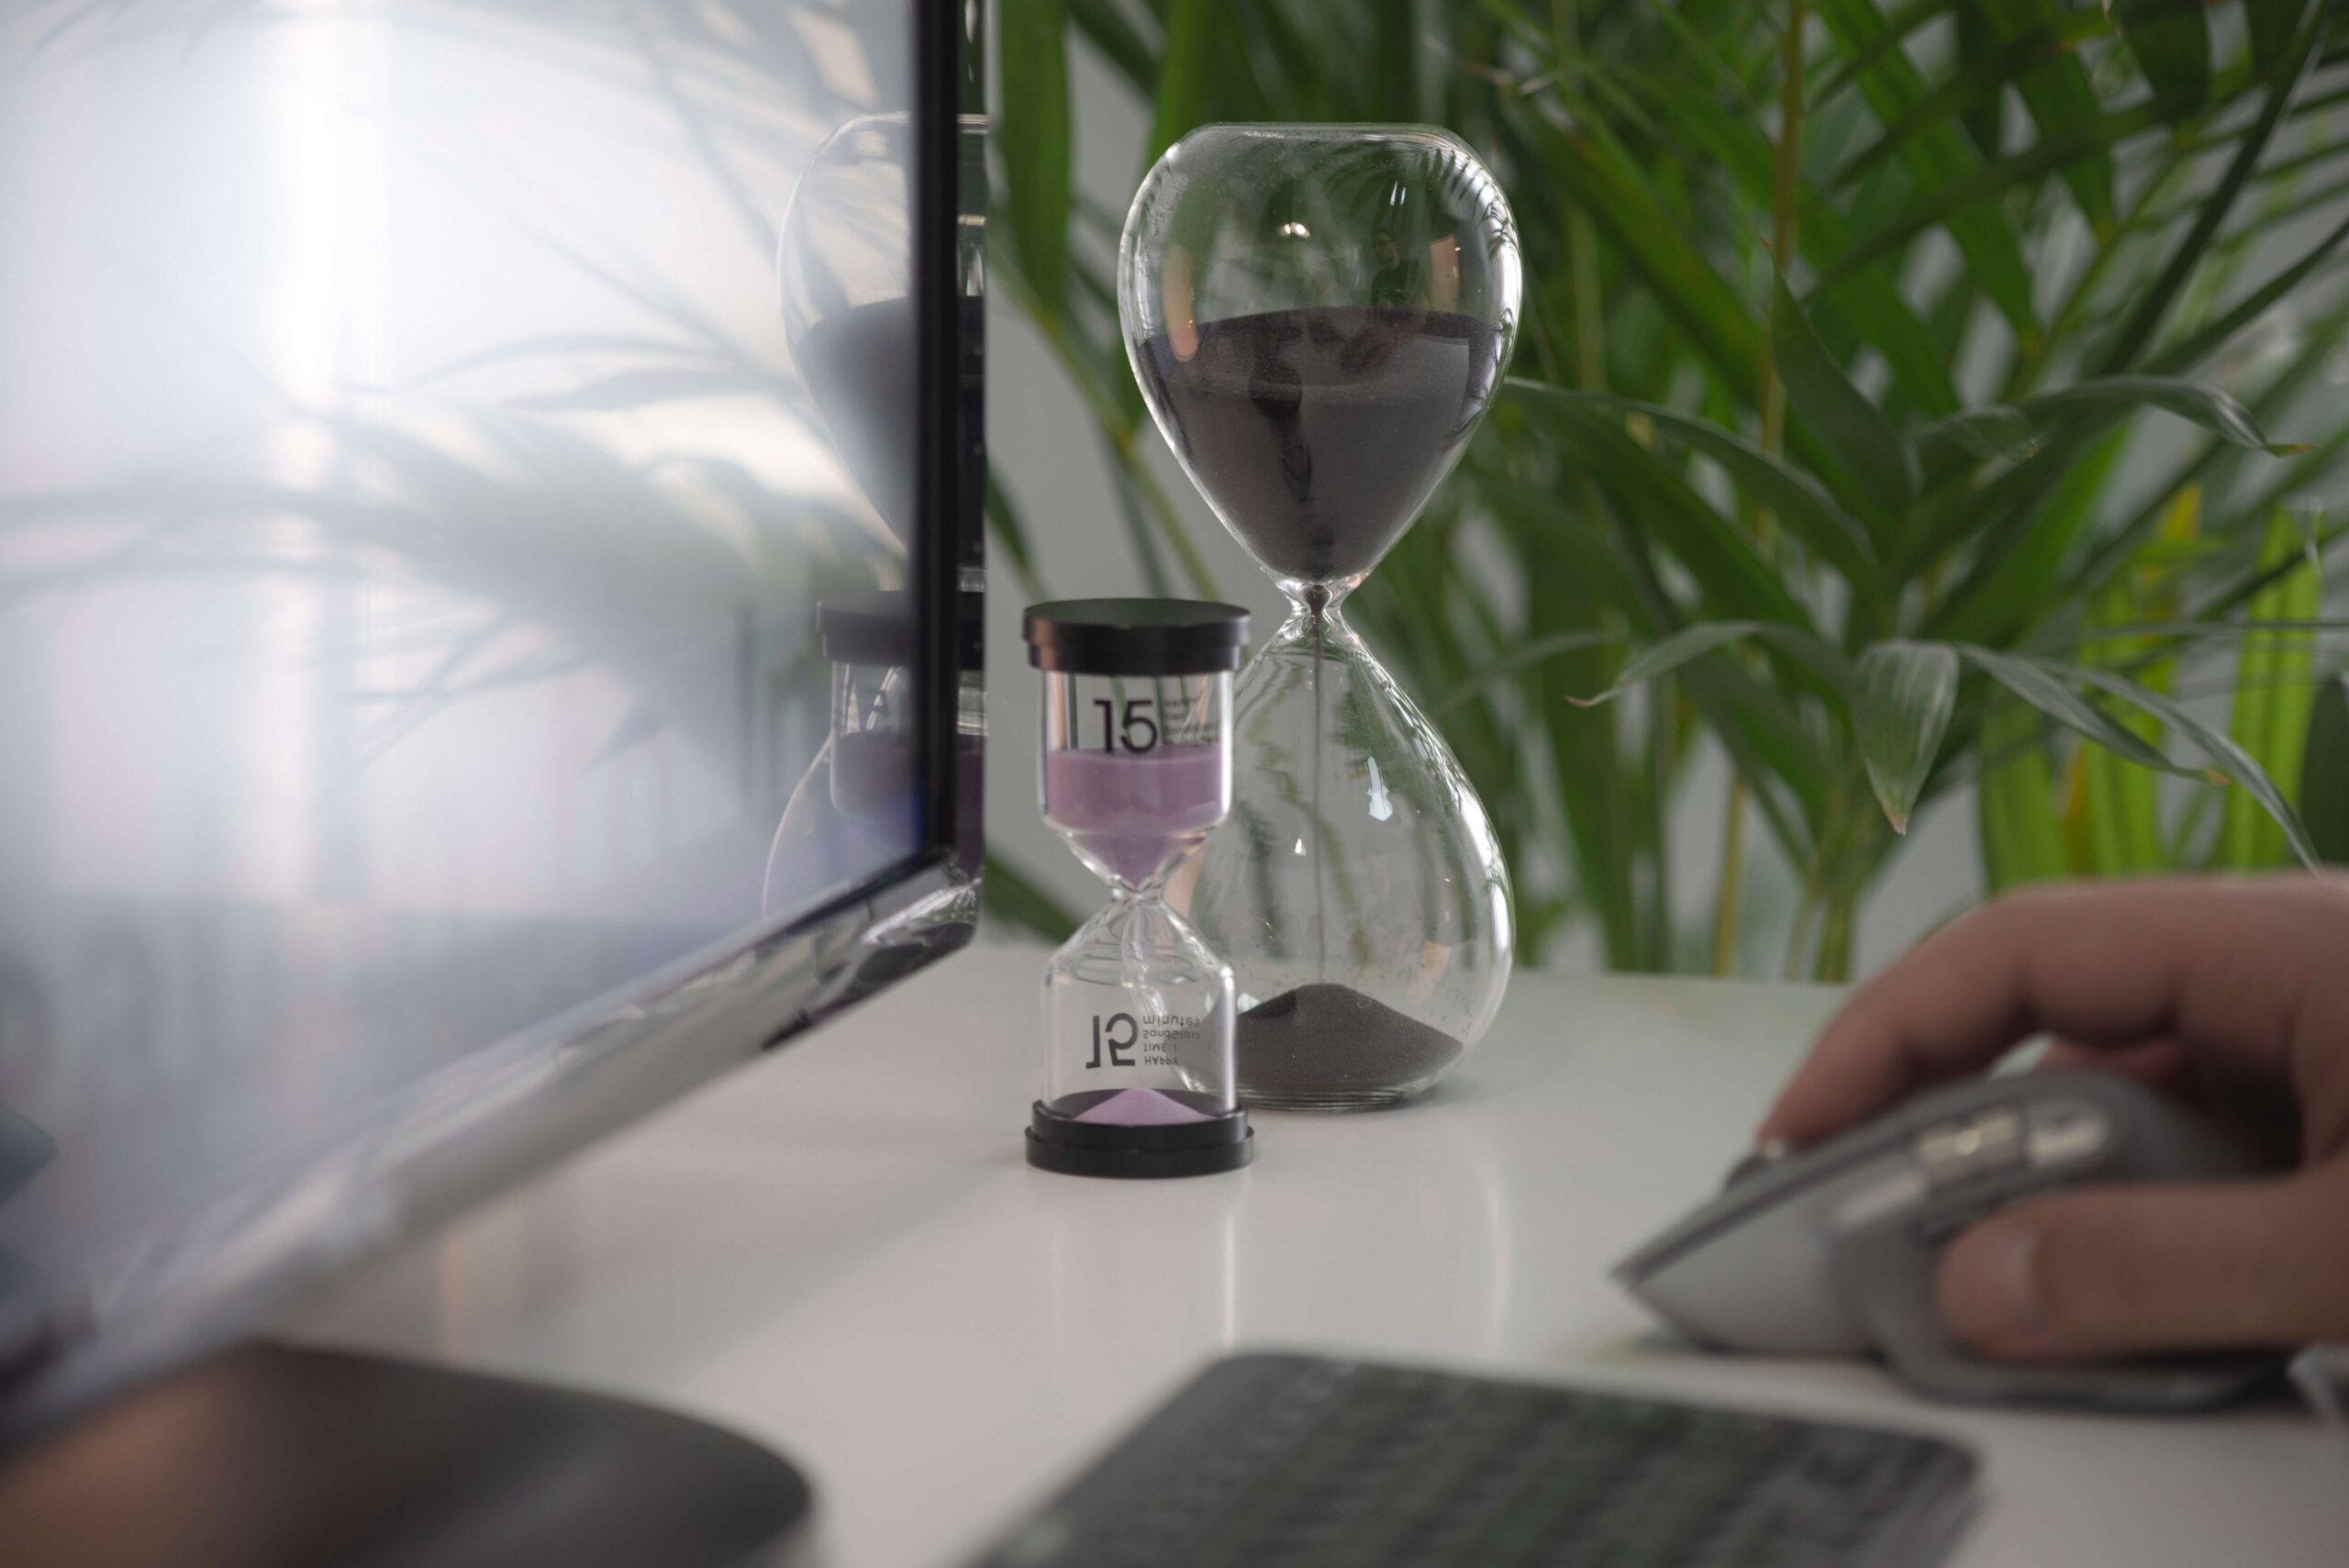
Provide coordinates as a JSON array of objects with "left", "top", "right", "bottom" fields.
[{"left": 970, "top": 1355, "right": 1977, "bottom": 1568}]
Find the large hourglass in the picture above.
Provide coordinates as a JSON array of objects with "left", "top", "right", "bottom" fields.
[{"left": 1119, "top": 125, "right": 1521, "bottom": 1110}]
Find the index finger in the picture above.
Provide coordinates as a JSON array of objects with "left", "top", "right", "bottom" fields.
[{"left": 1758, "top": 875, "right": 2349, "bottom": 1147}]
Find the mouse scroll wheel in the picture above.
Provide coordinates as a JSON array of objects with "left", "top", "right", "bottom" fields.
[{"left": 1912, "top": 1106, "right": 2025, "bottom": 1186}]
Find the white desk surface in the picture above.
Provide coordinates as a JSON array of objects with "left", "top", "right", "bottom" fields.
[{"left": 294, "top": 943, "right": 2349, "bottom": 1566}]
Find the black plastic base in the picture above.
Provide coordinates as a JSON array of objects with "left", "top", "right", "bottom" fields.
[
  {"left": 0, "top": 1342, "right": 812, "bottom": 1568},
  {"left": 1026, "top": 1096, "right": 1253, "bottom": 1178}
]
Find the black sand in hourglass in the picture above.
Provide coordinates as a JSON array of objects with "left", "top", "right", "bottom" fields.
[
  {"left": 1234, "top": 982, "right": 1467, "bottom": 1106},
  {"left": 1143, "top": 305, "right": 1501, "bottom": 1098},
  {"left": 1138, "top": 306, "right": 1502, "bottom": 584}
]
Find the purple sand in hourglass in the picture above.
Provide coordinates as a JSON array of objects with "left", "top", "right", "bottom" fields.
[
  {"left": 1045, "top": 744, "right": 1226, "bottom": 887},
  {"left": 1138, "top": 306, "right": 1501, "bottom": 584},
  {"left": 1071, "top": 1086, "right": 1213, "bottom": 1126}
]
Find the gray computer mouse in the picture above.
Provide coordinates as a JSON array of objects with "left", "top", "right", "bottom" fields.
[{"left": 1614, "top": 1071, "right": 2288, "bottom": 1412}]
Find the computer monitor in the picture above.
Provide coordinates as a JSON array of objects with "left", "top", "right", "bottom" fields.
[{"left": 0, "top": 0, "right": 980, "bottom": 1474}]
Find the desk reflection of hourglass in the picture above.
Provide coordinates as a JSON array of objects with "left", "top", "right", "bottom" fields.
[{"left": 1121, "top": 126, "right": 1521, "bottom": 1110}]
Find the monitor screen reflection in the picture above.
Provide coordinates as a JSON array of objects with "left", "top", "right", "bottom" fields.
[{"left": 0, "top": 1, "right": 923, "bottom": 1332}]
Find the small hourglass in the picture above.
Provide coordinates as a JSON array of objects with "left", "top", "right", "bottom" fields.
[
  {"left": 1120, "top": 125, "right": 1521, "bottom": 1109},
  {"left": 1025, "top": 600, "right": 1253, "bottom": 1178}
]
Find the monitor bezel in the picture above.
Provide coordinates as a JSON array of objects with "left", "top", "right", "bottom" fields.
[{"left": 0, "top": 0, "right": 983, "bottom": 1444}]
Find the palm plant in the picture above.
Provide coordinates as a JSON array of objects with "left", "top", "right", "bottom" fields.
[{"left": 988, "top": 0, "right": 2349, "bottom": 978}]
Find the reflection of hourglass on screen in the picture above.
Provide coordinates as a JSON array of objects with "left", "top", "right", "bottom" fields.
[
  {"left": 1121, "top": 126, "right": 1520, "bottom": 1109},
  {"left": 763, "top": 592, "right": 918, "bottom": 907},
  {"left": 779, "top": 115, "right": 925, "bottom": 539},
  {"left": 763, "top": 114, "right": 984, "bottom": 917}
]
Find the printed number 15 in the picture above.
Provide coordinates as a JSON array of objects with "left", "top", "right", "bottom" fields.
[
  {"left": 1087, "top": 1013, "right": 1137, "bottom": 1068},
  {"left": 1093, "top": 698, "right": 1159, "bottom": 754}
]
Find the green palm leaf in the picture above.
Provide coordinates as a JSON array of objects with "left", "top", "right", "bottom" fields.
[
  {"left": 1000, "top": 0, "right": 1073, "bottom": 310},
  {"left": 1811, "top": 0, "right": 2038, "bottom": 336},
  {"left": 1854, "top": 641, "right": 1959, "bottom": 833},
  {"left": 2304, "top": 674, "right": 2349, "bottom": 863}
]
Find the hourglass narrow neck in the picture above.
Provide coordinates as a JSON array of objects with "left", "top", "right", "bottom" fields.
[
  {"left": 1264, "top": 593, "right": 1372, "bottom": 662},
  {"left": 1077, "top": 881, "right": 1218, "bottom": 969},
  {"left": 1275, "top": 577, "right": 1362, "bottom": 617}
]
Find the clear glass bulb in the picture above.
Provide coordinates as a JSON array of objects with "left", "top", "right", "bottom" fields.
[
  {"left": 1023, "top": 601, "right": 1255, "bottom": 1178},
  {"left": 1122, "top": 125, "right": 1521, "bottom": 1109}
]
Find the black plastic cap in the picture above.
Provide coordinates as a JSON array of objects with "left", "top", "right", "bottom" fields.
[
  {"left": 1025, "top": 1099, "right": 1254, "bottom": 1178},
  {"left": 820, "top": 589, "right": 983, "bottom": 670},
  {"left": 1023, "top": 599, "right": 1250, "bottom": 676}
]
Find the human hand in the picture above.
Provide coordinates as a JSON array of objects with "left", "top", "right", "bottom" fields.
[{"left": 1759, "top": 874, "right": 2349, "bottom": 1362}]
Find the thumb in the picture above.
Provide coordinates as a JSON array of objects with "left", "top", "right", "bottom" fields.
[{"left": 1935, "top": 1170, "right": 2349, "bottom": 1360}]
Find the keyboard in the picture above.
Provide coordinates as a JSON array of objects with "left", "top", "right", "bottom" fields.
[{"left": 972, "top": 1354, "right": 1977, "bottom": 1568}]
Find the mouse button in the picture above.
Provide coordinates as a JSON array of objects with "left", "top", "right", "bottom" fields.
[
  {"left": 1909, "top": 1106, "right": 2026, "bottom": 1188},
  {"left": 1631, "top": 1156, "right": 1914, "bottom": 1356},
  {"left": 2022, "top": 1099, "right": 2113, "bottom": 1169},
  {"left": 1722, "top": 1115, "right": 1912, "bottom": 1202},
  {"left": 1631, "top": 1210, "right": 1869, "bottom": 1356},
  {"left": 1826, "top": 1164, "right": 1929, "bottom": 1235},
  {"left": 1620, "top": 1129, "right": 1913, "bottom": 1289}
]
